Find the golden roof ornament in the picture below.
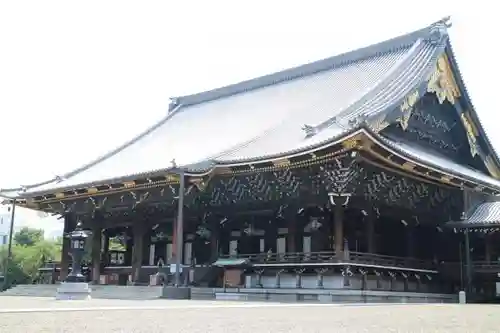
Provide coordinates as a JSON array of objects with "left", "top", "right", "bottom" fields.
[{"left": 427, "top": 54, "right": 461, "bottom": 105}]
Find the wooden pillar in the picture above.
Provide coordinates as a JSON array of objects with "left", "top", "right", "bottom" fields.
[
  {"left": 102, "top": 231, "right": 110, "bottom": 266},
  {"left": 334, "top": 204, "right": 344, "bottom": 258},
  {"left": 60, "top": 214, "right": 75, "bottom": 281},
  {"left": 171, "top": 218, "right": 178, "bottom": 261},
  {"left": 131, "top": 224, "right": 147, "bottom": 285},
  {"left": 264, "top": 220, "right": 277, "bottom": 252},
  {"left": 125, "top": 228, "right": 133, "bottom": 266},
  {"left": 485, "top": 233, "right": 492, "bottom": 263},
  {"left": 210, "top": 226, "right": 219, "bottom": 262},
  {"left": 366, "top": 213, "right": 375, "bottom": 253},
  {"left": 91, "top": 222, "right": 103, "bottom": 284},
  {"left": 287, "top": 217, "right": 296, "bottom": 253}
]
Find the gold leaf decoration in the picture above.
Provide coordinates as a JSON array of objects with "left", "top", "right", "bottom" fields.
[
  {"left": 402, "top": 161, "right": 416, "bottom": 171},
  {"left": 484, "top": 155, "right": 500, "bottom": 179},
  {"left": 440, "top": 175, "right": 453, "bottom": 184},
  {"left": 399, "top": 90, "right": 419, "bottom": 131},
  {"left": 427, "top": 54, "right": 461, "bottom": 105},
  {"left": 342, "top": 137, "right": 360, "bottom": 149},
  {"left": 87, "top": 187, "right": 98, "bottom": 194},
  {"left": 369, "top": 115, "right": 390, "bottom": 133},
  {"left": 272, "top": 158, "right": 291, "bottom": 167},
  {"left": 460, "top": 112, "right": 479, "bottom": 157}
]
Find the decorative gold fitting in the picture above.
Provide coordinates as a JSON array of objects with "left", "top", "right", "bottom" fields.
[
  {"left": 440, "top": 175, "right": 453, "bottom": 183},
  {"left": 401, "top": 162, "right": 416, "bottom": 171},
  {"left": 123, "top": 181, "right": 135, "bottom": 188},
  {"left": 427, "top": 54, "right": 461, "bottom": 105},
  {"left": 87, "top": 187, "right": 98, "bottom": 194},
  {"left": 272, "top": 158, "right": 291, "bottom": 167},
  {"left": 342, "top": 138, "right": 360, "bottom": 150}
]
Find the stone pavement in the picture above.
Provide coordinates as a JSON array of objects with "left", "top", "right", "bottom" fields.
[{"left": 0, "top": 297, "right": 499, "bottom": 332}]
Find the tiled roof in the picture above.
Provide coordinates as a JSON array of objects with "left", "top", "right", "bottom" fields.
[
  {"left": 2, "top": 17, "right": 469, "bottom": 196},
  {"left": 446, "top": 201, "right": 500, "bottom": 228},
  {"left": 373, "top": 134, "right": 500, "bottom": 190}
]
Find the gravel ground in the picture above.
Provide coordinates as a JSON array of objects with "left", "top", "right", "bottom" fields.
[{"left": 0, "top": 297, "right": 499, "bottom": 333}]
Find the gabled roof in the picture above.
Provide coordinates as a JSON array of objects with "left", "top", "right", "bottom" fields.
[{"left": 3, "top": 16, "right": 498, "bottom": 198}]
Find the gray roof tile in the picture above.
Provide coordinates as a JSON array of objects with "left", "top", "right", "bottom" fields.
[
  {"left": 447, "top": 201, "right": 500, "bottom": 228},
  {"left": 7, "top": 17, "right": 476, "bottom": 196},
  {"left": 215, "top": 47, "right": 410, "bottom": 162},
  {"left": 374, "top": 134, "right": 500, "bottom": 190},
  {"left": 467, "top": 202, "right": 500, "bottom": 225}
]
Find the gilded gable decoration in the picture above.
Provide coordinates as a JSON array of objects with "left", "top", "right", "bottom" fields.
[
  {"left": 399, "top": 90, "right": 419, "bottom": 130},
  {"left": 368, "top": 114, "right": 390, "bottom": 133},
  {"left": 484, "top": 155, "right": 500, "bottom": 179},
  {"left": 427, "top": 54, "right": 461, "bottom": 105},
  {"left": 460, "top": 112, "right": 479, "bottom": 157}
]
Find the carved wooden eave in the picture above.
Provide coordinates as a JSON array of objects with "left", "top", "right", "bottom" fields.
[
  {"left": 359, "top": 131, "right": 500, "bottom": 195},
  {"left": 16, "top": 126, "right": 500, "bottom": 215}
]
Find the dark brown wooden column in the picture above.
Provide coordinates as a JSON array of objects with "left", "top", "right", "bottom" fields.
[
  {"left": 334, "top": 204, "right": 344, "bottom": 258},
  {"left": 485, "top": 233, "right": 492, "bottom": 262},
  {"left": 287, "top": 217, "right": 296, "bottom": 253},
  {"left": 210, "top": 225, "right": 219, "bottom": 262},
  {"left": 131, "top": 224, "right": 147, "bottom": 284},
  {"left": 60, "top": 213, "right": 75, "bottom": 281},
  {"left": 91, "top": 222, "right": 103, "bottom": 284},
  {"left": 102, "top": 230, "right": 110, "bottom": 266}
]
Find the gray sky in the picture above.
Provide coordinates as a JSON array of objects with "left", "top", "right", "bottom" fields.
[{"left": 0, "top": 1, "right": 497, "bottom": 234}]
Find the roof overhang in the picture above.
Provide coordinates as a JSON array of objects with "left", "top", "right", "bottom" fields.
[{"left": 16, "top": 125, "right": 500, "bottom": 214}]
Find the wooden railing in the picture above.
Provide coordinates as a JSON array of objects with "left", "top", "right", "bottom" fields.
[
  {"left": 218, "top": 251, "right": 436, "bottom": 270},
  {"left": 348, "top": 252, "right": 434, "bottom": 270},
  {"left": 470, "top": 261, "right": 500, "bottom": 270}
]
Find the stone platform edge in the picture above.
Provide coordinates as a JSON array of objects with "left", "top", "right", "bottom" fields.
[{"left": 190, "top": 287, "right": 458, "bottom": 303}]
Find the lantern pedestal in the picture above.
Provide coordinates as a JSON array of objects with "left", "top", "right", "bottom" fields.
[
  {"left": 55, "top": 221, "right": 93, "bottom": 301},
  {"left": 56, "top": 282, "right": 91, "bottom": 300}
]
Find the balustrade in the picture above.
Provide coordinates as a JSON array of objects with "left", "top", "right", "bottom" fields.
[{"left": 218, "top": 251, "right": 436, "bottom": 270}]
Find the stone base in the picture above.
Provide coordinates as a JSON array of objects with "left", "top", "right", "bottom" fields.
[
  {"left": 56, "top": 282, "right": 92, "bottom": 300},
  {"left": 161, "top": 286, "right": 191, "bottom": 299},
  {"left": 192, "top": 287, "right": 458, "bottom": 303}
]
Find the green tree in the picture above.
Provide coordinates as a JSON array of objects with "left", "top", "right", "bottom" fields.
[
  {"left": 0, "top": 229, "right": 61, "bottom": 289},
  {"left": 13, "top": 227, "right": 44, "bottom": 246}
]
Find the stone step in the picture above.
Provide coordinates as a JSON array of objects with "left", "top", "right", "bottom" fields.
[
  {"left": 190, "top": 287, "right": 215, "bottom": 300},
  {"left": 1, "top": 284, "right": 162, "bottom": 300}
]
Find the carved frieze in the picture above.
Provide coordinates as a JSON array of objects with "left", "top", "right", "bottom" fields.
[
  {"left": 320, "top": 154, "right": 363, "bottom": 195},
  {"left": 209, "top": 169, "right": 302, "bottom": 206}
]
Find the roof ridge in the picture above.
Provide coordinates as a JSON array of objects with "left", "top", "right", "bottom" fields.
[{"left": 171, "top": 17, "right": 452, "bottom": 108}]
